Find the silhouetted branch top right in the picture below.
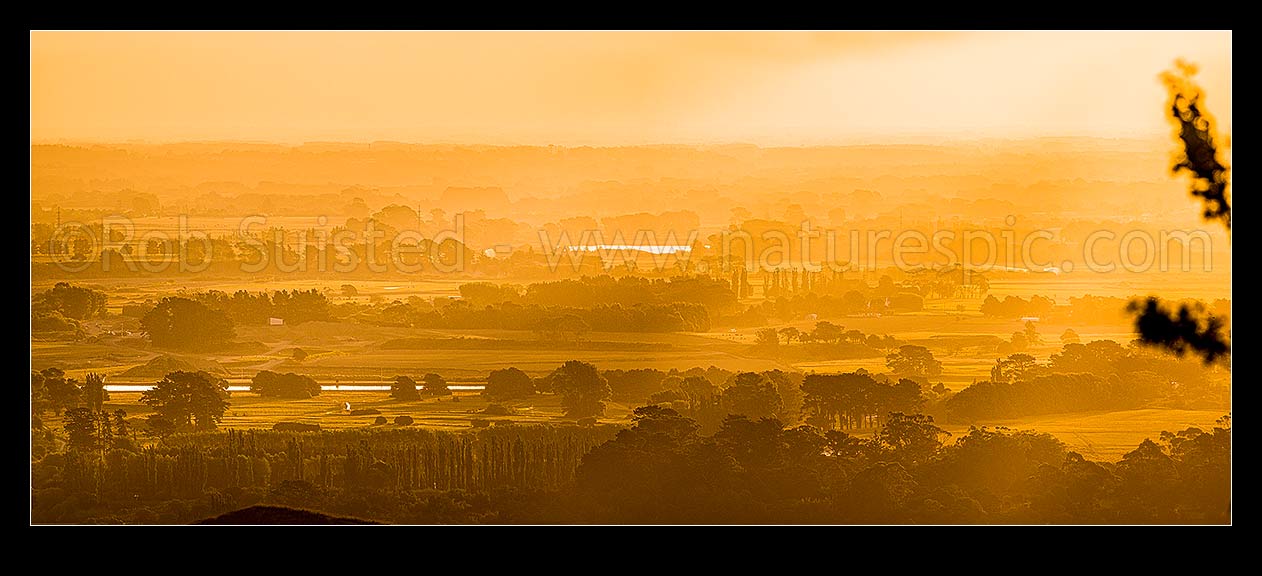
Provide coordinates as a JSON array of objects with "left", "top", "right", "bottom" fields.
[
  {"left": 1162, "top": 60, "right": 1231, "bottom": 230},
  {"left": 1128, "top": 61, "right": 1232, "bottom": 365}
]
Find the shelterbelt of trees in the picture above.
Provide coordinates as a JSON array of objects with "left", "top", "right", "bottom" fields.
[
  {"left": 30, "top": 338, "right": 1230, "bottom": 524},
  {"left": 30, "top": 409, "right": 1230, "bottom": 524},
  {"left": 30, "top": 277, "right": 745, "bottom": 349},
  {"left": 980, "top": 294, "right": 1231, "bottom": 326},
  {"left": 34, "top": 331, "right": 1226, "bottom": 445},
  {"left": 35, "top": 281, "right": 1232, "bottom": 352}
]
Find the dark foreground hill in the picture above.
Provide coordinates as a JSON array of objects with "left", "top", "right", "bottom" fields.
[{"left": 196, "top": 505, "right": 378, "bottom": 525}]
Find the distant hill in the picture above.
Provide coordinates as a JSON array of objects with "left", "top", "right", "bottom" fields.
[{"left": 196, "top": 505, "right": 377, "bottom": 525}]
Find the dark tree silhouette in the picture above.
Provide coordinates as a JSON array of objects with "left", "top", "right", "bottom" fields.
[
  {"left": 720, "top": 372, "right": 782, "bottom": 420},
  {"left": 140, "top": 371, "right": 229, "bottom": 431},
  {"left": 251, "top": 370, "right": 321, "bottom": 399},
  {"left": 989, "top": 353, "right": 1039, "bottom": 384},
  {"left": 422, "top": 373, "right": 452, "bottom": 396},
  {"left": 875, "top": 412, "right": 950, "bottom": 466},
  {"left": 30, "top": 371, "right": 48, "bottom": 418},
  {"left": 141, "top": 297, "right": 235, "bottom": 350},
  {"left": 112, "top": 409, "right": 133, "bottom": 450},
  {"left": 811, "top": 321, "right": 845, "bottom": 344},
  {"left": 63, "top": 407, "right": 102, "bottom": 452},
  {"left": 33, "top": 282, "right": 107, "bottom": 320},
  {"left": 801, "top": 371, "right": 925, "bottom": 431},
  {"left": 679, "top": 375, "right": 724, "bottom": 434},
  {"left": 40, "top": 367, "right": 81, "bottom": 414},
  {"left": 390, "top": 376, "right": 421, "bottom": 401},
  {"left": 602, "top": 368, "right": 669, "bottom": 402},
  {"left": 549, "top": 360, "right": 612, "bottom": 419},
  {"left": 484, "top": 367, "right": 535, "bottom": 401},
  {"left": 1023, "top": 321, "right": 1042, "bottom": 346},
  {"left": 84, "top": 372, "right": 108, "bottom": 410},
  {"left": 886, "top": 345, "right": 942, "bottom": 380},
  {"left": 778, "top": 327, "right": 802, "bottom": 345}
]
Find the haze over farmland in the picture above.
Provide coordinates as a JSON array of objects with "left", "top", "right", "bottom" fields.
[{"left": 30, "top": 31, "right": 1231, "bottom": 525}]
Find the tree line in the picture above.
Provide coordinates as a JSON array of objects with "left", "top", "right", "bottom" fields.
[
  {"left": 752, "top": 321, "right": 904, "bottom": 361},
  {"left": 980, "top": 293, "right": 1230, "bottom": 326},
  {"left": 32, "top": 410, "right": 1230, "bottom": 524},
  {"left": 942, "top": 339, "right": 1228, "bottom": 422},
  {"left": 32, "top": 282, "right": 108, "bottom": 336},
  {"left": 133, "top": 289, "right": 332, "bottom": 350},
  {"left": 566, "top": 408, "right": 1229, "bottom": 523},
  {"left": 460, "top": 275, "right": 738, "bottom": 312},
  {"left": 33, "top": 425, "right": 618, "bottom": 524},
  {"left": 376, "top": 300, "right": 711, "bottom": 334}
]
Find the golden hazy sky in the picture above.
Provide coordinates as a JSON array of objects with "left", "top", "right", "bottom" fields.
[{"left": 30, "top": 31, "right": 1231, "bottom": 145}]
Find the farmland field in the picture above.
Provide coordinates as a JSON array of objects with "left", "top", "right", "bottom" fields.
[
  {"left": 34, "top": 279, "right": 1228, "bottom": 466},
  {"left": 936, "top": 408, "right": 1227, "bottom": 461},
  {"left": 98, "top": 389, "right": 640, "bottom": 431},
  {"left": 89, "top": 385, "right": 1224, "bottom": 461},
  {"left": 32, "top": 280, "right": 1228, "bottom": 461},
  {"left": 33, "top": 304, "right": 1137, "bottom": 390}
]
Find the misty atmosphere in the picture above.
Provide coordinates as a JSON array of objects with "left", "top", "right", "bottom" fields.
[{"left": 30, "top": 30, "right": 1231, "bottom": 525}]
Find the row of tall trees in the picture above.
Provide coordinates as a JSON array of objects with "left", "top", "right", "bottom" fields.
[
  {"left": 801, "top": 372, "right": 925, "bottom": 431},
  {"left": 34, "top": 426, "right": 619, "bottom": 523},
  {"left": 63, "top": 407, "right": 133, "bottom": 453},
  {"left": 757, "top": 321, "right": 900, "bottom": 349},
  {"left": 187, "top": 289, "right": 332, "bottom": 325}
]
